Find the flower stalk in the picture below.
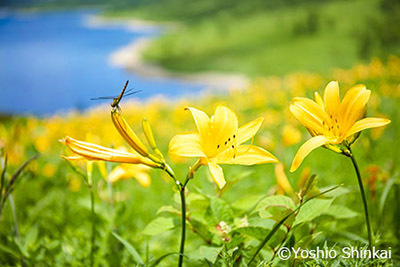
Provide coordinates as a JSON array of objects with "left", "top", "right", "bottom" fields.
[
  {"left": 178, "top": 184, "right": 186, "bottom": 267},
  {"left": 86, "top": 162, "right": 96, "bottom": 267},
  {"left": 177, "top": 161, "right": 200, "bottom": 267},
  {"left": 343, "top": 146, "right": 373, "bottom": 249}
]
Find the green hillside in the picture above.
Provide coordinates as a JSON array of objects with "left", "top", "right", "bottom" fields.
[{"left": 104, "top": 0, "right": 400, "bottom": 76}]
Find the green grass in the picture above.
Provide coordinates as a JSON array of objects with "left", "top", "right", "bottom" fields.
[{"left": 104, "top": 0, "right": 399, "bottom": 76}]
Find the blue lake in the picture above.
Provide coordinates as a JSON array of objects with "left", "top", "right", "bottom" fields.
[{"left": 0, "top": 10, "right": 205, "bottom": 116}]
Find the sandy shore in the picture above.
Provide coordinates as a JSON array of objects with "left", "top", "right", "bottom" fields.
[{"left": 85, "top": 15, "right": 250, "bottom": 91}]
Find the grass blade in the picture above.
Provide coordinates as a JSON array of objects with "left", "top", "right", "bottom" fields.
[
  {"left": 112, "top": 232, "right": 144, "bottom": 265},
  {"left": 149, "top": 252, "right": 180, "bottom": 267}
]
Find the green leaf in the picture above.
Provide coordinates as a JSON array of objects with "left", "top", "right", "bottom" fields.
[
  {"left": 255, "top": 195, "right": 296, "bottom": 225},
  {"left": 210, "top": 197, "right": 233, "bottom": 223},
  {"left": 156, "top": 205, "right": 180, "bottom": 216},
  {"left": 189, "top": 218, "right": 213, "bottom": 243},
  {"left": 235, "top": 226, "right": 270, "bottom": 241},
  {"left": 295, "top": 232, "right": 322, "bottom": 248},
  {"left": 255, "top": 195, "right": 296, "bottom": 213},
  {"left": 231, "top": 194, "right": 265, "bottom": 211},
  {"left": 142, "top": 217, "right": 175, "bottom": 236},
  {"left": 323, "top": 204, "right": 358, "bottom": 219},
  {"left": 320, "top": 186, "right": 349, "bottom": 198},
  {"left": 234, "top": 224, "right": 286, "bottom": 247},
  {"left": 0, "top": 243, "right": 20, "bottom": 258},
  {"left": 149, "top": 252, "right": 180, "bottom": 267},
  {"left": 379, "top": 178, "right": 396, "bottom": 215},
  {"left": 247, "top": 185, "right": 340, "bottom": 265},
  {"left": 300, "top": 174, "right": 318, "bottom": 199},
  {"left": 265, "top": 206, "right": 295, "bottom": 226},
  {"left": 24, "top": 225, "right": 39, "bottom": 250},
  {"left": 112, "top": 232, "right": 144, "bottom": 265},
  {"left": 294, "top": 198, "right": 333, "bottom": 225},
  {"left": 190, "top": 246, "right": 222, "bottom": 264}
]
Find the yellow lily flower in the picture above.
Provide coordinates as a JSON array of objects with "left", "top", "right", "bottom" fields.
[
  {"left": 169, "top": 106, "right": 278, "bottom": 188},
  {"left": 60, "top": 136, "right": 159, "bottom": 168},
  {"left": 275, "top": 163, "right": 293, "bottom": 195},
  {"left": 290, "top": 81, "right": 391, "bottom": 172},
  {"left": 111, "top": 110, "right": 163, "bottom": 164},
  {"left": 108, "top": 164, "right": 151, "bottom": 187}
]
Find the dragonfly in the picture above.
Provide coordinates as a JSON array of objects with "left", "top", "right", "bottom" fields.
[{"left": 90, "top": 80, "right": 141, "bottom": 110}]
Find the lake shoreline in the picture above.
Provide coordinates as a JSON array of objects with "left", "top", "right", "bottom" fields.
[{"left": 86, "top": 14, "right": 250, "bottom": 91}]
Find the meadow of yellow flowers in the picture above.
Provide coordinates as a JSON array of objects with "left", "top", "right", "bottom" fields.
[{"left": 0, "top": 56, "right": 398, "bottom": 266}]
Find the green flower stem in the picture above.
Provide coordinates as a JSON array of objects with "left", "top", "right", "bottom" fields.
[
  {"left": 87, "top": 164, "right": 96, "bottom": 267},
  {"left": 162, "top": 160, "right": 201, "bottom": 267},
  {"left": 178, "top": 184, "right": 186, "bottom": 267},
  {"left": 345, "top": 147, "right": 373, "bottom": 249},
  {"left": 177, "top": 161, "right": 201, "bottom": 267},
  {"left": 89, "top": 186, "right": 95, "bottom": 267},
  {"left": 177, "top": 175, "right": 192, "bottom": 267}
]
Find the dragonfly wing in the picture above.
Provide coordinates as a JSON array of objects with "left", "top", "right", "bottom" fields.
[
  {"left": 124, "top": 88, "right": 135, "bottom": 94},
  {"left": 90, "top": 96, "right": 115, "bottom": 100},
  {"left": 124, "top": 90, "right": 142, "bottom": 97}
]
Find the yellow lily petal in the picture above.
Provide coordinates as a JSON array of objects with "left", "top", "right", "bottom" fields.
[
  {"left": 290, "top": 135, "right": 332, "bottom": 172},
  {"left": 314, "top": 92, "right": 324, "bottom": 109},
  {"left": 108, "top": 165, "right": 151, "bottom": 187},
  {"left": 61, "top": 136, "right": 158, "bottom": 167},
  {"left": 339, "top": 84, "right": 371, "bottom": 133},
  {"left": 97, "top": 161, "right": 108, "bottom": 178},
  {"left": 61, "top": 155, "right": 95, "bottom": 161},
  {"left": 169, "top": 132, "right": 205, "bottom": 157},
  {"left": 218, "top": 145, "right": 278, "bottom": 165},
  {"left": 171, "top": 105, "right": 277, "bottom": 181},
  {"left": 108, "top": 165, "right": 128, "bottom": 183},
  {"left": 345, "top": 118, "right": 391, "bottom": 138},
  {"left": 142, "top": 118, "right": 161, "bottom": 156},
  {"left": 275, "top": 163, "right": 293, "bottom": 195},
  {"left": 134, "top": 171, "right": 152, "bottom": 187},
  {"left": 61, "top": 155, "right": 87, "bottom": 161},
  {"left": 211, "top": 105, "right": 238, "bottom": 148},
  {"left": 185, "top": 107, "right": 210, "bottom": 142},
  {"left": 324, "top": 81, "right": 340, "bottom": 117},
  {"left": 111, "top": 111, "right": 149, "bottom": 158},
  {"left": 237, "top": 117, "right": 264, "bottom": 145},
  {"left": 208, "top": 162, "right": 226, "bottom": 189},
  {"left": 290, "top": 97, "right": 327, "bottom": 135}
]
